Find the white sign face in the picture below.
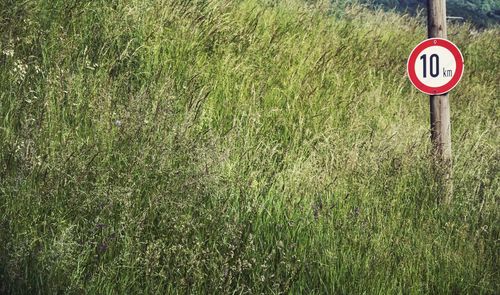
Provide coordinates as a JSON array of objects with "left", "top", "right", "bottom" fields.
[
  {"left": 407, "top": 38, "right": 464, "bottom": 95},
  {"left": 414, "top": 46, "right": 457, "bottom": 88}
]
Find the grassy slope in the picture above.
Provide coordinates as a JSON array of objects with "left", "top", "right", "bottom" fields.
[{"left": 0, "top": 0, "right": 498, "bottom": 293}]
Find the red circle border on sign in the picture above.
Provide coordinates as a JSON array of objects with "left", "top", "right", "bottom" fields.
[{"left": 407, "top": 38, "right": 464, "bottom": 95}]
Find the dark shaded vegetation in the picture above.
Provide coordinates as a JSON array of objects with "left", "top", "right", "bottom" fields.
[{"left": 361, "top": 0, "right": 500, "bottom": 27}]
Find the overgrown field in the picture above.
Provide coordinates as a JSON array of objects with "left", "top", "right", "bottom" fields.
[{"left": 1, "top": 0, "right": 498, "bottom": 293}]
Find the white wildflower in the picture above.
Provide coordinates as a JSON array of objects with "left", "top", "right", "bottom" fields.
[
  {"left": 2, "top": 48, "right": 14, "bottom": 57},
  {"left": 13, "top": 60, "right": 28, "bottom": 82}
]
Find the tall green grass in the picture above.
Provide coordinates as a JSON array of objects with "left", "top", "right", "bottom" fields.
[{"left": 0, "top": 0, "right": 498, "bottom": 293}]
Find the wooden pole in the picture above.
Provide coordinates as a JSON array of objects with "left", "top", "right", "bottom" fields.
[{"left": 427, "top": 0, "right": 452, "bottom": 202}]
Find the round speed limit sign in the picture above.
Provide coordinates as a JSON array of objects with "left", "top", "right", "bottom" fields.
[{"left": 407, "top": 38, "right": 464, "bottom": 95}]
